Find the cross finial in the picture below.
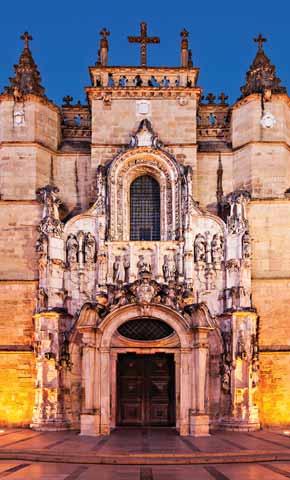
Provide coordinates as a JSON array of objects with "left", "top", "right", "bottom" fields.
[
  {"left": 100, "top": 27, "right": 110, "bottom": 40},
  {"left": 180, "top": 28, "right": 189, "bottom": 39},
  {"left": 254, "top": 33, "right": 267, "bottom": 51},
  {"left": 128, "top": 22, "right": 160, "bottom": 67},
  {"left": 21, "top": 31, "right": 32, "bottom": 49}
]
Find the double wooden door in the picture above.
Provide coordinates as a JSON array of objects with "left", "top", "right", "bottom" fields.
[{"left": 117, "top": 353, "right": 175, "bottom": 426}]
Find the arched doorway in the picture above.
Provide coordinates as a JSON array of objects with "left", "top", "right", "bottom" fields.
[
  {"left": 115, "top": 318, "right": 175, "bottom": 427},
  {"left": 77, "top": 303, "right": 212, "bottom": 437}
]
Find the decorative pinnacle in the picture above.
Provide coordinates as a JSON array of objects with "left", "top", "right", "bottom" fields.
[
  {"left": 254, "top": 33, "right": 267, "bottom": 51},
  {"left": 21, "top": 31, "right": 32, "bottom": 49}
]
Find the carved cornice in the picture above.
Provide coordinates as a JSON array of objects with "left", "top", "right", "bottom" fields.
[
  {"left": 0, "top": 92, "right": 60, "bottom": 113},
  {"left": 86, "top": 86, "right": 201, "bottom": 102},
  {"left": 232, "top": 92, "right": 290, "bottom": 111}
]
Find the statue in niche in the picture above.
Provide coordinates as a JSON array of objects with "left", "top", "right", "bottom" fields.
[
  {"left": 37, "top": 287, "right": 48, "bottom": 311},
  {"left": 227, "top": 191, "right": 250, "bottom": 235},
  {"left": 230, "top": 286, "right": 245, "bottom": 310},
  {"left": 113, "top": 255, "right": 125, "bottom": 283},
  {"left": 66, "top": 234, "right": 79, "bottom": 265},
  {"left": 211, "top": 234, "right": 224, "bottom": 264},
  {"left": 97, "top": 252, "right": 107, "bottom": 286},
  {"left": 84, "top": 233, "right": 96, "bottom": 263},
  {"left": 221, "top": 363, "right": 231, "bottom": 393},
  {"left": 137, "top": 255, "right": 152, "bottom": 276},
  {"left": 36, "top": 233, "right": 48, "bottom": 270},
  {"left": 123, "top": 255, "right": 130, "bottom": 283},
  {"left": 95, "top": 165, "right": 106, "bottom": 215},
  {"left": 162, "top": 254, "right": 176, "bottom": 282},
  {"left": 37, "top": 185, "right": 63, "bottom": 238},
  {"left": 236, "top": 329, "right": 247, "bottom": 360},
  {"left": 242, "top": 230, "right": 251, "bottom": 259},
  {"left": 194, "top": 234, "right": 206, "bottom": 262}
]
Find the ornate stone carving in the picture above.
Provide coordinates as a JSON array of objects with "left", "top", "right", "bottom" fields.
[
  {"left": 5, "top": 32, "right": 45, "bottom": 98},
  {"left": 84, "top": 233, "right": 96, "bottom": 263},
  {"left": 66, "top": 234, "right": 79, "bottom": 266},
  {"left": 240, "top": 34, "right": 287, "bottom": 98},
  {"left": 137, "top": 255, "right": 152, "bottom": 277},
  {"left": 123, "top": 255, "right": 130, "bottom": 283},
  {"left": 37, "top": 185, "right": 64, "bottom": 238},
  {"left": 95, "top": 165, "right": 106, "bottom": 215},
  {"left": 242, "top": 231, "right": 251, "bottom": 259},
  {"left": 226, "top": 190, "right": 250, "bottom": 235},
  {"left": 130, "top": 119, "right": 162, "bottom": 148},
  {"left": 194, "top": 234, "right": 206, "bottom": 262},
  {"left": 162, "top": 254, "right": 176, "bottom": 282},
  {"left": 113, "top": 255, "right": 125, "bottom": 284},
  {"left": 211, "top": 234, "right": 224, "bottom": 265}
]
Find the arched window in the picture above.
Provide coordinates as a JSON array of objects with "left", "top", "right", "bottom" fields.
[{"left": 130, "top": 175, "right": 160, "bottom": 241}]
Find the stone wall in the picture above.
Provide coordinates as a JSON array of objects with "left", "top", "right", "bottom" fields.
[{"left": 0, "top": 352, "right": 35, "bottom": 427}]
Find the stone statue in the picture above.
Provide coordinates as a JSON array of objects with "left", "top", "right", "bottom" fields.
[
  {"left": 242, "top": 231, "right": 251, "bottom": 259},
  {"left": 227, "top": 190, "right": 250, "bottom": 235},
  {"left": 221, "top": 363, "right": 231, "bottom": 393},
  {"left": 97, "top": 253, "right": 107, "bottom": 286},
  {"left": 84, "top": 233, "right": 96, "bottom": 263},
  {"left": 194, "top": 234, "right": 206, "bottom": 262},
  {"left": 66, "top": 234, "right": 79, "bottom": 265},
  {"left": 113, "top": 255, "right": 125, "bottom": 283},
  {"left": 211, "top": 234, "right": 224, "bottom": 264},
  {"left": 137, "top": 255, "right": 151, "bottom": 276},
  {"left": 37, "top": 185, "right": 64, "bottom": 238},
  {"left": 162, "top": 254, "right": 176, "bottom": 282},
  {"left": 162, "top": 255, "right": 170, "bottom": 282},
  {"left": 123, "top": 255, "right": 130, "bottom": 283}
]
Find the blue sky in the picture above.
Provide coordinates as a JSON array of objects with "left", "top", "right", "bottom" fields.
[{"left": 0, "top": 0, "right": 288, "bottom": 105}]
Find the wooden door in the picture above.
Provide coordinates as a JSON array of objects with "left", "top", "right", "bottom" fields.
[{"left": 117, "top": 353, "right": 175, "bottom": 426}]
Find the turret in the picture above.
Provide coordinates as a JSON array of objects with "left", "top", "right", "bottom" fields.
[
  {"left": 0, "top": 32, "right": 61, "bottom": 200},
  {"left": 231, "top": 34, "right": 290, "bottom": 197}
]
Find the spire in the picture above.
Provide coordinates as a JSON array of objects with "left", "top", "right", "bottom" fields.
[
  {"left": 5, "top": 31, "right": 45, "bottom": 98},
  {"left": 240, "top": 34, "right": 286, "bottom": 98}
]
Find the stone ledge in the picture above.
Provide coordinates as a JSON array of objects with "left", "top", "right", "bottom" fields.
[{"left": 0, "top": 449, "right": 289, "bottom": 465}]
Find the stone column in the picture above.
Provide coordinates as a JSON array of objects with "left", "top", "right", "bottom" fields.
[
  {"left": 179, "top": 348, "right": 192, "bottom": 436},
  {"left": 99, "top": 347, "right": 111, "bottom": 435},
  {"left": 79, "top": 330, "right": 99, "bottom": 436},
  {"left": 220, "top": 311, "right": 260, "bottom": 431},
  {"left": 31, "top": 312, "right": 70, "bottom": 431},
  {"left": 110, "top": 352, "right": 118, "bottom": 428},
  {"left": 190, "top": 327, "right": 211, "bottom": 436}
]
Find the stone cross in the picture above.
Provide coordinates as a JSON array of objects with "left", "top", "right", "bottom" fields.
[
  {"left": 21, "top": 31, "right": 32, "bottom": 48},
  {"left": 128, "top": 22, "right": 160, "bottom": 67},
  {"left": 100, "top": 28, "right": 110, "bottom": 41},
  {"left": 218, "top": 92, "right": 229, "bottom": 105},
  {"left": 206, "top": 93, "right": 216, "bottom": 104},
  {"left": 254, "top": 33, "right": 267, "bottom": 51}
]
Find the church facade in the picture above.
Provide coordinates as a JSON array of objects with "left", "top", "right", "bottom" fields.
[{"left": 0, "top": 25, "right": 289, "bottom": 436}]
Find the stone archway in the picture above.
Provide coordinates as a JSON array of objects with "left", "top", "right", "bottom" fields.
[{"left": 77, "top": 303, "right": 213, "bottom": 437}]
